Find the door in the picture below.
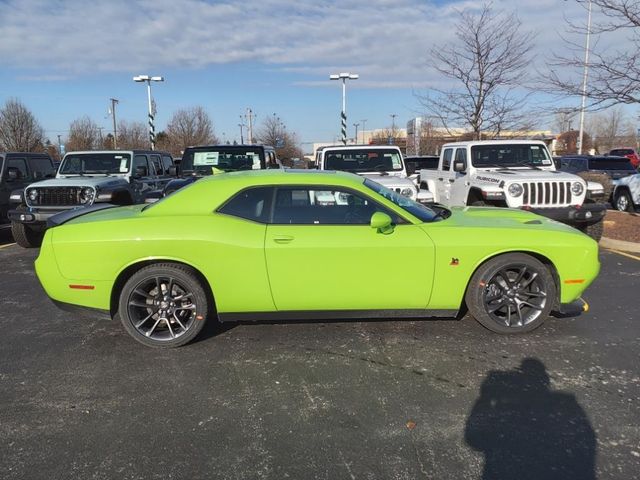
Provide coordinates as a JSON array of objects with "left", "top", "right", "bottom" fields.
[
  {"left": 437, "top": 148, "right": 454, "bottom": 202},
  {"left": 450, "top": 148, "right": 469, "bottom": 206},
  {"left": 264, "top": 186, "right": 435, "bottom": 311},
  {"left": 131, "top": 155, "right": 156, "bottom": 201}
]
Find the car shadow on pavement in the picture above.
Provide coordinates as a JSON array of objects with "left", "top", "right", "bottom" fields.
[{"left": 464, "top": 358, "right": 596, "bottom": 480}]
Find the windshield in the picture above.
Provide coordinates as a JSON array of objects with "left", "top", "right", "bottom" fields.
[
  {"left": 471, "top": 144, "right": 552, "bottom": 168},
  {"left": 325, "top": 149, "right": 403, "bottom": 173},
  {"left": 589, "top": 158, "right": 635, "bottom": 171},
  {"left": 182, "top": 147, "right": 265, "bottom": 174},
  {"left": 59, "top": 153, "right": 131, "bottom": 175},
  {"left": 610, "top": 149, "right": 634, "bottom": 156},
  {"left": 364, "top": 178, "right": 445, "bottom": 222}
]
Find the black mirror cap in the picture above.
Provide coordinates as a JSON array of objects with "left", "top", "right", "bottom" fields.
[
  {"left": 6, "top": 167, "right": 20, "bottom": 180},
  {"left": 134, "top": 166, "right": 147, "bottom": 177},
  {"left": 168, "top": 165, "right": 178, "bottom": 176}
]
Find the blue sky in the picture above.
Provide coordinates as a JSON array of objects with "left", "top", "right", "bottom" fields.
[{"left": 0, "top": 0, "right": 608, "bottom": 149}]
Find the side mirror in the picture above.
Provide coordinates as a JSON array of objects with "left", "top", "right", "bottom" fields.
[
  {"left": 6, "top": 167, "right": 19, "bottom": 181},
  {"left": 134, "top": 166, "right": 147, "bottom": 177},
  {"left": 168, "top": 165, "right": 178, "bottom": 176},
  {"left": 453, "top": 160, "right": 466, "bottom": 173},
  {"left": 406, "top": 164, "right": 415, "bottom": 176},
  {"left": 370, "top": 212, "right": 394, "bottom": 234}
]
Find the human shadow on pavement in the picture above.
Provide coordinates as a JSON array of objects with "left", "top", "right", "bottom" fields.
[{"left": 465, "top": 358, "right": 596, "bottom": 480}]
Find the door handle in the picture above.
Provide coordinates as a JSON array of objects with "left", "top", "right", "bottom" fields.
[
  {"left": 273, "top": 235, "right": 294, "bottom": 244},
  {"left": 448, "top": 179, "right": 455, "bottom": 183},
  {"left": 438, "top": 177, "right": 444, "bottom": 181}
]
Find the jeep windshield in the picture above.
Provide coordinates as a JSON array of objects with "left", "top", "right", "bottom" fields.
[
  {"left": 59, "top": 153, "right": 131, "bottom": 175},
  {"left": 364, "top": 178, "right": 446, "bottom": 222},
  {"left": 471, "top": 144, "right": 553, "bottom": 168},
  {"left": 325, "top": 149, "right": 403, "bottom": 173},
  {"left": 181, "top": 147, "right": 265, "bottom": 175}
]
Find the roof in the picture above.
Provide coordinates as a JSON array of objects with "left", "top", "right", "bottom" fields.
[
  {"left": 197, "top": 168, "right": 359, "bottom": 186},
  {"left": 64, "top": 150, "right": 171, "bottom": 155},
  {"left": 184, "top": 144, "right": 274, "bottom": 150},
  {"left": 318, "top": 144, "right": 402, "bottom": 151},
  {"left": 442, "top": 140, "right": 548, "bottom": 148}
]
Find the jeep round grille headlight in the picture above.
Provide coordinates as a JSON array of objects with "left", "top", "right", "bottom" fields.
[
  {"left": 80, "top": 187, "right": 95, "bottom": 204},
  {"left": 571, "top": 182, "right": 584, "bottom": 196},
  {"left": 400, "top": 187, "right": 414, "bottom": 197},
  {"left": 507, "top": 183, "right": 523, "bottom": 197},
  {"left": 28, "top": 189, "right": 38, "bottom": 202}
]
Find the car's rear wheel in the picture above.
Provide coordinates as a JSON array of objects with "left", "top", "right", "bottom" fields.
[
  {"left": 465, "top": 253, "right": 556, "bottom": 334},
  {"left": 118, "top": 263, "right": 210, "bottom": 348}
]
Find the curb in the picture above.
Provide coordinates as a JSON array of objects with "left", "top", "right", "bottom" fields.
[{"left": 600, "top": 236, "right": 640, "bottom": 253}]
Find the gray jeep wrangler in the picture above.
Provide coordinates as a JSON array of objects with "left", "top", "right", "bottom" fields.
[{"left": 9, "top": 150, "right": 175, "bottom": 247}]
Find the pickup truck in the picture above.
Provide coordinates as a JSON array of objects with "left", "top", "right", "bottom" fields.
[
  {"left": 419, "top": 140, "right": 607, "bottom": 240},
  {"left": 315, "top": 145, "right": 433, "bottom": 204}
]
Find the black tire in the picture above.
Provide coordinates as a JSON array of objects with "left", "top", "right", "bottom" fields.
[
  {"left": 11, "top": 221, "right": 44, "bottom": 248},
  {"left": 118, "top": 263, "right": 211, "bottom": 348},
  {"left": 465, "top": 253, "right": 556, "bottom": 334},
  {"left": 614, "top": 189, "right": 634, "bottom": 212},
  {"left": 577, "top": 220, "right": 604, "bottom": 242}
]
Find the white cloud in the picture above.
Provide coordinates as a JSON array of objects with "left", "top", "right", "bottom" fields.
[{"left": 0, "top": 0, "right": 618, "bottom": 89}]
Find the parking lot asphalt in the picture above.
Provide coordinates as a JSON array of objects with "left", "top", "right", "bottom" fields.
[{"left": 0, "top": 245, "right": 638, "bottom": 480}]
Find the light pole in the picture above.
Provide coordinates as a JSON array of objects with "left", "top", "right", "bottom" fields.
[
  {"left": 330, "top": 72, "right": 358, "bottom": 145},
  {"left": 360, "top": 119, "right": 367, "bottom": 144},
  {"left": 353, "top": 123, "right": 359, "bottom": 144},
  {"left": 109, "top": 98, "right": 119, "bottom": 149},
  {"left": 133, "top": 75, "right": 164, "bottom": 150},
  {"left": 577, "top": 0, "right": 592, "bottom": 154}
]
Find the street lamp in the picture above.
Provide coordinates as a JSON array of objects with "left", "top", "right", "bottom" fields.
[
  {"left": 360, "top": 119, "right": 367, "bottom": 144},
  {"left": 353, "top": 123, "right": 359, "bottom": 144},
  {"left": 330, "top": 72, "right": 358, "bottom": 145},
  {"left": 577, "top": 0, "right": 592, "bottom": 154},
  {"left": 133, "top": 75, "right": 164, "bottom": 150}
]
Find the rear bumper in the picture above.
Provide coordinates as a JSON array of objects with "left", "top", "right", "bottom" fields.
[{"left": 527, "top": 203, "right": 607, "bottom": 225}]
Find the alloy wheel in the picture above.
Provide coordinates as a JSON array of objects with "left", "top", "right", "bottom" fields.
[{"left": 482, "top": 264, "right": 547, "bottom": 328}]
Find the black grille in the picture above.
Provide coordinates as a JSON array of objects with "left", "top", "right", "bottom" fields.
[{"left": 29, "top": 187, "right": 83, "bottom": 206}]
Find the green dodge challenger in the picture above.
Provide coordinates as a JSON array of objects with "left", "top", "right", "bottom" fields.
[{"left": 35, "top": 170, "right": 599, "bottom": 347}]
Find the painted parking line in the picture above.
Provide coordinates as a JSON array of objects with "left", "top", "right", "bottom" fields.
[
  {"left": 606, "top": 248, "right": 640, "bottom": 262},
  {"left": 0, "top": 243, "right": 16, "bottom": 250}
]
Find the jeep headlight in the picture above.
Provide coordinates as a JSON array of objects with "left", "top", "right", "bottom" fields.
[
  {"left": 400, "top": 187, "right": 414, "bottom": 197},
  {"left": 507, "top": 183, "right": 523, "bottom": 197},
  {"left": 571, "top": 182, "right": 584, "bottom": 196},
  {"left": 80, "top": 187, "right": 95, "bottom": 204},
  {"left": 28, "top": 189, "right": 38, "bottom": 203}
]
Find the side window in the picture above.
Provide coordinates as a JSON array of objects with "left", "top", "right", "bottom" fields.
[
  {"left": 7, "top": 158, "right": 28, "bottom": 179},
  {"left": 272, "top": 187, "right": 393, "bottom": 225},
  {"left": 133, "top": 155, "right": 149, "bottom": 176},
  {"left": 454, "top": 148, "right": 467, "bottom": 170},
  {"left": 149, "top": 155, "right": 162, "bottom": 176},
  {"left": 161, "top": 155, "right": 173, "bottom": 174},
  {"left": 218, "top": 187, "right": 273, "bottom": 223},
  {"left": 442, "top": 149, "right": 453, "bottom": 170},
  {"left": 28, "top": 157, "right": 56, "bottom": 179}
]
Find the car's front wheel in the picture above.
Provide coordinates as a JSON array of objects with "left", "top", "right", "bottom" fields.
[
  {"left": 118, "top": 263, "right": 210, "bottom": 348},
  {"left": 11, "top": 221, "right": 44, "bottom": 248},
  {"left": 614, "top": 189, "right": 633, "bottom": 212},
  {"left": 465, "top": 253, "right": 556, "bottom": 334}
]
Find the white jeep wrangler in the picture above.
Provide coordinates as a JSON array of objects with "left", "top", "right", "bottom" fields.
[{"left": 419, "top": 140, "right": 607, "bottom": 240}]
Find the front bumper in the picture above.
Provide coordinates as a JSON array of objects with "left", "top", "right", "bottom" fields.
[
  {"left": 7, "top": 208, "right": 65, "bottom": 225},
  {"left": 526, "top": 203, "right": 607, "bottom": 225}
]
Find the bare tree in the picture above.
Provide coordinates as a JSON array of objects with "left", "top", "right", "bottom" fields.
[
  {"left": 547, "top": 0, "right": 640, "bottom": 108},
  {"left": 255, "top": 114, "right": 303, "bottom": 164},
  {"left": 587, "top": 106, "right": 635, "bottom": 152},
  {"left": 0, "top": 98, "right": 45, "bottom": 151},
  {"left": 117, "top": 120, "right": 148, "bottom": 150},
  {"left": 552, "top": 109, "right": 578, "bottom": 133},
  {"left": 66, "top": 116, "right": 100, "bottom": 151},
  {"left": 166, "top": 106, "right": 217, "bottom": 153},
  {"left": 420, "top": 4, "right": 534, "bottom": 139}
]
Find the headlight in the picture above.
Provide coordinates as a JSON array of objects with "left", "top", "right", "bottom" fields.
[
  {"left": 571, "top": 182, "right": 584, "bottom": 196},
  {"left": 28, "top": 189, "right": 38, "bottom": 202},
  {"left": 507, "top": 183, "right": 523, "bottom": 197},
  {"left": 80, "top": 187, "right": 95, "bottom": 204},
  {"left": 400, "top": 187, "right": 414, "bottom": 197}
]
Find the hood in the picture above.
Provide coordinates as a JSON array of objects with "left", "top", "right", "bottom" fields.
[
  {"left": 472, "top": 169, "right": 580, "bottom": 184},
  {"left": 360, "top": 173, "right": 415, "bottom": 187},
  {"left": 29, "top": 176, "right": 129, "bottom": 189},
  {"left": 442, "top": 206, "right": 580, "bottom": 234}
]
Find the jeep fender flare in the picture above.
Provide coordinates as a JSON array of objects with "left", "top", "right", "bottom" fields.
[{"left": 109, "top": 188, "right": 134, "bottom": 206}]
